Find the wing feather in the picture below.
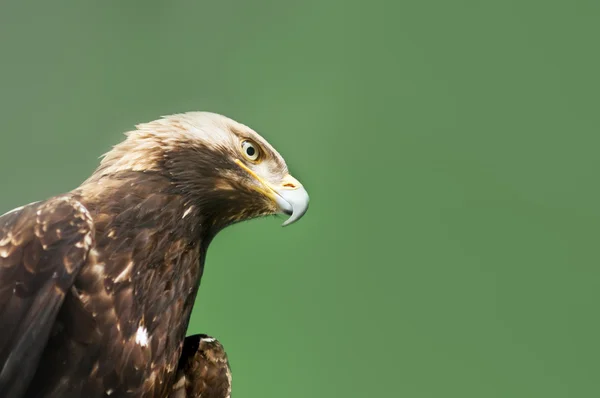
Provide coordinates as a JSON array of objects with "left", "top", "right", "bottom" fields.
[
  {"left": 0, "top": 197, "right": 94, "bottom": 398},
  {"left": 169, "top": 335, "right": 232, "bottom": 398}
]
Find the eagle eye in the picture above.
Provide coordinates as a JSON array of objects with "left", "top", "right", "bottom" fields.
[{"left": 241, "top": 140, "right": 260, "bottom": 162}]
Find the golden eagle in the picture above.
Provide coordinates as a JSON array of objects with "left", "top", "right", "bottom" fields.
[{"left": 0, "top": 112, "right": 309, "bottom": 398}]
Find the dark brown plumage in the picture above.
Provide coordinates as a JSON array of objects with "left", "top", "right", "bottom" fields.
[
  {"left": 0, "top": 112, "right": 309, "bottom": 398},
  {"left": 169, "top": 335, "right": 232, "bottom": 398}
]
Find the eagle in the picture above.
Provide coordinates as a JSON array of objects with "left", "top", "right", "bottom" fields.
[{"left": 0, "top": 112, "right": 309, "bottom": 398}]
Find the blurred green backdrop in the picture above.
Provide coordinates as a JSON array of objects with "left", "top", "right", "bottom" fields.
[{"left": 1, "top": 0, "right": 599, "bottom": 397}]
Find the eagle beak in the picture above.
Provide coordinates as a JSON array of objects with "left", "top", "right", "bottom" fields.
[
  {"left": 234, "top": 160, "right": 309, "bottom": 227},
  {"left": 272, "top": 175, "right": 310, "bottom": 227}
]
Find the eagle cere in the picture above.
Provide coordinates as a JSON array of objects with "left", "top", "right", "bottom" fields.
[{"left": 0, "top": 112, "right": 309, "bottom": 398}]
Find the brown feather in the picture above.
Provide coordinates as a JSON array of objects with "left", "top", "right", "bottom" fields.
[
  {"left": 0, "top": 197, "right": 94, "bottom": 398},
  {"left": 170, "top": 335, "right": 232, "bottom": 398},
  {"left": 0, "top": 112, "right": 306, "bottom": 398}
]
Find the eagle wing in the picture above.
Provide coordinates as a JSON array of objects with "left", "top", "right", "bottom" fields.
[
  {"left": 170, "top": 335, "right": 232, "bottom": 398},
  {"left": 0, "top": 196, "right": 94, "bottom": 398}
]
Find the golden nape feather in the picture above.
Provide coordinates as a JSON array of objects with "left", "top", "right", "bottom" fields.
[{"left": 0, "top": 112, "right": 309, "bottom": 398}]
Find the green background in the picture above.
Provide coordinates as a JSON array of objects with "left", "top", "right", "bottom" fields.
[{"left": 1, "top": 1, "right": 598, "bottom": 397}]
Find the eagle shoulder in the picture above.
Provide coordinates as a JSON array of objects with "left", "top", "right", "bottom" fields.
[
  {"left": 170, "top": 335, "right": 232, "bottom": 398},
  {"left": 0, "top": 195, "right": 95, "bottom": 398}
]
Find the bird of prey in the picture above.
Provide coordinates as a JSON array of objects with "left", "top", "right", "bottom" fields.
[{"left": 0, "top": 112, "right": 309, "bottom": 398}]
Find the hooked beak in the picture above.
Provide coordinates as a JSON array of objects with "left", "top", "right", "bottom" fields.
[
  {"left": 271, "top": 175, "right": 310, "bottom": 227},
  {"left": 234, "top": 160, "right": 310, "bottom": 227}
]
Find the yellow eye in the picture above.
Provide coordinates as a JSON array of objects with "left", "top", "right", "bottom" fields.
[{"left": 241, "top": 140, "right": 260, "bottom": 161}]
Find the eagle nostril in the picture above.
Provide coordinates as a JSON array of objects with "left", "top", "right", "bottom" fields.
[{"left": 283, "top": 183, "right": 297, "bottom": 189}]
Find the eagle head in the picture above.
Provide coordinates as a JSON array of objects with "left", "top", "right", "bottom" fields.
[{"left": 90, "top": 112, "right": 309, "bottom": 229}]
